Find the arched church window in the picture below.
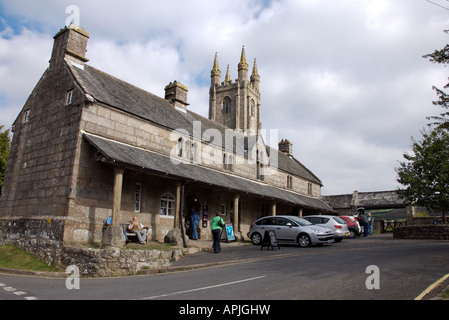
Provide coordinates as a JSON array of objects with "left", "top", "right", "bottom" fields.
[
  {"left": 223, "top": 96, "right": 232, "bottom": 114},
  {"left": 250, "top": 99, "right": 255, "bottom": 117}
]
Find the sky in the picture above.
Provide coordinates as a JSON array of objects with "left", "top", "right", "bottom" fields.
[{"left": 0, "top": 0, "right": 448, "bottom": 195}]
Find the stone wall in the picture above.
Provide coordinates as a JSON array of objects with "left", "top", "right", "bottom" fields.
[
  {"left": 0, "top": 217, "right": 185, "bottom": 277},
  {"left": 393, "top": 225, "right": 449, "bottom": 240},
  {"left": 61, "top": 246, "right": 183, "bottom": 277},
  {"left": 0, "top": 217, "right": 65, "bottom": 265}
]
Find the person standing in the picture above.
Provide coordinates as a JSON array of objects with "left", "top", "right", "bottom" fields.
[
  {"left": 358, "top": 211, "right": 369, "bottom": 237},
  {"left": 190, "top": 207, "right": 200, "bottom": 240},
  {"left": 368, "top": 213, "right": 373, "bottom": 235},
  {"left": 211, "top": 212, "right": 225, "bottom": 253}
]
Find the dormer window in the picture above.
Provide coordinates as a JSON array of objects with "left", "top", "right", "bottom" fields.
[{"left": 66, "top": 89, "right": 74, "bottom": 105}]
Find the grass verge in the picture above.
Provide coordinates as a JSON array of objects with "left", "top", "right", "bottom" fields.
[{"left": 0, "top": 244, "right": 61, "bottom": 272}]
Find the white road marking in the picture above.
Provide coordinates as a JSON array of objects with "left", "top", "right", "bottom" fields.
[
  {"left": 0, "top": 281, "right": 38, "bottom": 300},
  {"left": 140, "top": 275, "right": 266, "bottom": 300},
  {"left": 3, "top": 286, "right": 16, "bottom": 292}
]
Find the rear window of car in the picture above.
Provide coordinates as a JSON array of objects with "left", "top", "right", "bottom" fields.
[{"left": 333, "top": 217, "right": 345, "bottom": 224}]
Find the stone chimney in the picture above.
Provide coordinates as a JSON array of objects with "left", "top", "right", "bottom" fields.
[
  {"left": 50, "top": 24, "right": 89, "bottom": 69},
  {"left": 165, "top": 81, "right": 190, "bottom": 112},
  {"left": 279, "top": 139, "right": 293, "bottom": 156}
]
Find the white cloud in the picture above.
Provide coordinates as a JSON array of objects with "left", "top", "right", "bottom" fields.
[
  {"left": 1, "top": 0, "right": 448, "bottom": 195},
  {"left": 0, "top": 27, "right": 52, "bottom": 127}
]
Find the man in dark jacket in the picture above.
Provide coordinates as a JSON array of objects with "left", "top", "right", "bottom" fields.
[{"left": 357, "top": 209, "right": 369, "bottom": 237}]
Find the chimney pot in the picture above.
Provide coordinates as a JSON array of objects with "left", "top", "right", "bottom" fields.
[
  {"left": 165, "top": 81, "right": 189, "bottom": 112},
  {"left": 279, "top": 139, "right": 293, "bottom": 156},
  {"left": 50, "top": 24, "right": 89, "bottom": 69}
]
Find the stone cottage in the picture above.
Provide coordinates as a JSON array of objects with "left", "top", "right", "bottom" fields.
[{"left": 0, "top": 24, "right": 333, "bottom": 247}]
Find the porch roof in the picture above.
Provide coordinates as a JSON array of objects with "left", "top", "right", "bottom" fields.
[{"left": 83, "top": 133, "right": 334, "bottom": 213}]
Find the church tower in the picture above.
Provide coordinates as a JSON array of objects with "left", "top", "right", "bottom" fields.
[{"left": 209, "top": 47, "right": 261, "bottom": 136}]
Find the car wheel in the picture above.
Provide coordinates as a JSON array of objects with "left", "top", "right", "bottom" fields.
[
  {"left": 297, "top": 233, "right": 311, "bottom": 247},
  {"left": 349, "top": 229, "right": 356, "bottom": 239},
  {"left": 251, "top": 232, "right": 262, "bottom": 245}
]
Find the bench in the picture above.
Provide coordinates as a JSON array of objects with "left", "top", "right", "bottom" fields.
[{"left": 119, "top": 223, "right": 149, "bottom": 243}]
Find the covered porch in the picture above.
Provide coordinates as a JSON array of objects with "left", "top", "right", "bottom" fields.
[{"left": 83, "top": 133, "right": 334, "bottom": 243}]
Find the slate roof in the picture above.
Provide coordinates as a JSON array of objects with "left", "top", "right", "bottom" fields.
[
  {"left": 84, "top": 133, "right": 333, "bottom": 212},
  {"left": 321, "top": 191, "right": 410, "bottom": 210},
  {"left": 66, "top": 61, "right": 322, "bottom": 185}
]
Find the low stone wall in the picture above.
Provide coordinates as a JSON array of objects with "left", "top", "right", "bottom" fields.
[
  {"left": 0, "top": 217, "right": 65, "bottom": 266},
  {"left": 0, "top": 217, "right": 186, "bottom": 277},
  {"left": 393, "top": 225, "right": 449, "bottom": 240},
  {"left": 61, "top": 246, "right": 184, "bottom": 277},
  {"left": 409, "top": 217, "right": 447, "bottom": 226}
]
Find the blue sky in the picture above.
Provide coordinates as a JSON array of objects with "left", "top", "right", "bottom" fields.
[{"left": 1, "top": 0, "right": 448, "bottom": 195}]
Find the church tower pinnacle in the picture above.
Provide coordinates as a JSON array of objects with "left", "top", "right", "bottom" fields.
[
  {"left": 211, "top": 52, "right": 221, "bottom": 86},
  {"left": 238, "top": 46, "right": 249, "bottom": 81},
  {"left": 209, "top": 48, "right": 261, "bottom": 136},
  {"left": 250, "top": 58, "right": 260, "bottom": 90}
]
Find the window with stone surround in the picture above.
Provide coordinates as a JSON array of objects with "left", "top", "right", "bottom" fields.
[
  {"left": 23, "top": 109, "right": 31, "bottom": 124},
  {"left": 223, "top": 96, "right": 232, "bottom": 114},
  {"left": 66, "top": 89, "right": 74, "bottom": 105},
  {"left": 160, "top": 193, "right": 175, "bottom": 216}
]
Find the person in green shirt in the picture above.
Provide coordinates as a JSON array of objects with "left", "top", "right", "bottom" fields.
[{"left": 211, "top": 211, "right": 225, "bottom": 253}]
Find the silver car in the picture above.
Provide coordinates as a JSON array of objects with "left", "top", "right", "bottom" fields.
[
  {"left": 248, "top": 215, "right": 334, "bottom": 247},
  {"left": 302, "top": 215, "right": 350, "bottom": 242}
]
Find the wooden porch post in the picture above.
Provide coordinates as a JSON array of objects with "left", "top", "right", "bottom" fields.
[
  {"left": 111, "top": 167, "right": 124, "bottom": 226},
  {"left": 233, "top": 194, "right": 240, "bottom": 232}
]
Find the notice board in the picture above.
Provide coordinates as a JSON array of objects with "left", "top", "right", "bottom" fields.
[
  {"left": 221, "top": 223, "right": 235, "bottom": 242},
  {"left": 261, "top": 230, "right": 280, "bottom": 250}
]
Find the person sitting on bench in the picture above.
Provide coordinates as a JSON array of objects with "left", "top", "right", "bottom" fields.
[{"left": 128, "top": 216, "right": 148, "bottom": 244}]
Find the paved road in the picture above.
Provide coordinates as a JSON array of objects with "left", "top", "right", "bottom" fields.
[{"left": 0, "top": 234, "right": 448, "bottom": 301}]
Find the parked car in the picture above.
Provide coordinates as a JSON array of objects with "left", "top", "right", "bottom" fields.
[
  {"left": 302, "top": 215, "right": 350, "bottom": 242},
  {"left": 248, "top": 215, "right": 334, "bottom": 247},
  {"left": 352, "top": 216, "right": 362, "bottom": 234},
  {"left": 339, "top": 216, "right": 360, "bottom": 238}
]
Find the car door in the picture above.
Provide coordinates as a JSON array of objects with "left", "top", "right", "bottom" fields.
[
  {"left": 274, "top": 217, "right": 296, "bottom": 242},
  {"left": 259, "top": 217, "right": 276, "bottom": 234}
]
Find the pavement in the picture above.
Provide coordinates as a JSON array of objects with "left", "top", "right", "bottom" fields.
[{"left": 169, "top": 239, "right": 285, "bottom": 270}]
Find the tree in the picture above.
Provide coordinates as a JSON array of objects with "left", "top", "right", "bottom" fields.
[
  {"left": 423, "top": 30, "right": 449, "bottom": 129},
  {"left": 396, "top": 129, "right": 449, "bottom": 222},
  {"left": 0, "top": 126, "right": 11, "bottom": 194}
]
